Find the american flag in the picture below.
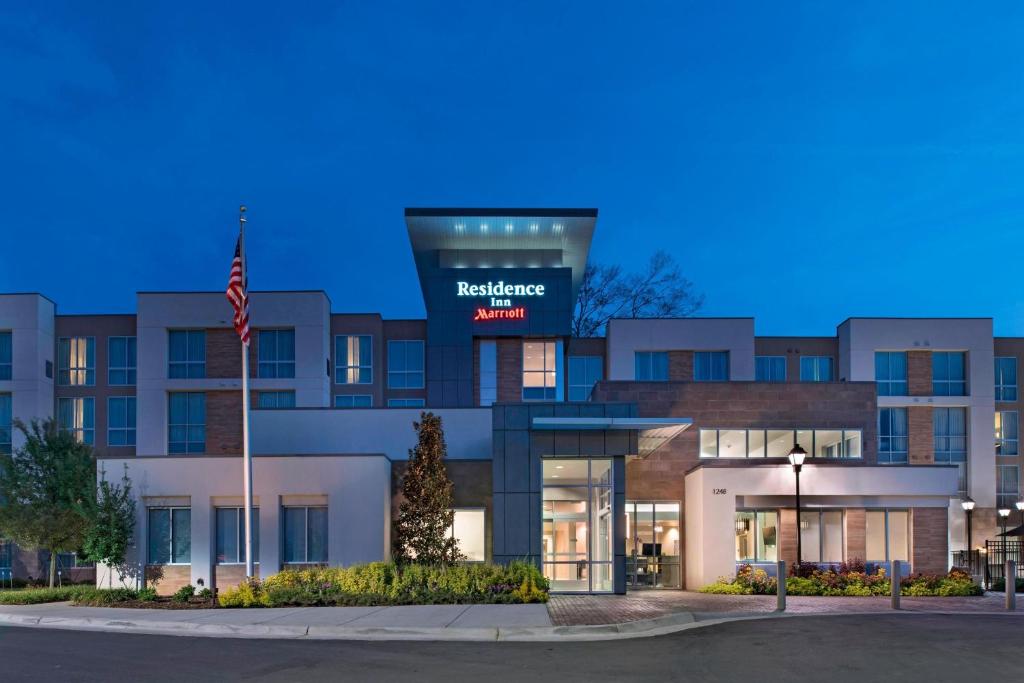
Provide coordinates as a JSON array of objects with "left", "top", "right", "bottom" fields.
[{"left": 226, "top": 236, "right": 250, "bottom": 345}]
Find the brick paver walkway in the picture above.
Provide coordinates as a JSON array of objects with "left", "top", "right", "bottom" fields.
[{"left": 547, "top": 591, "right": 1024, "bottom": 626}]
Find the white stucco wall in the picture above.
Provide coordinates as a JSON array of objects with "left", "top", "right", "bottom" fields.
[
  {"left": 0, "top": 294, "right": 55, "bottom": 450},
  {"left": 605, "top": 318, "right": 756, "bottom": 381},
  {"left": 98, "top": 454, "right": 391, "bottom": 589},
  {"left": 684, "top": 464, "right": 958, "bottom": 589}
]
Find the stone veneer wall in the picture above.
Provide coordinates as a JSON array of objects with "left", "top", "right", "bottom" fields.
[
  {"left": 907, "top": 350, "right": 932, "bottom": 396},
  {"left": 908, "top": 406, "right": 935, "bottom": 464},
  {"left": 912, "top": 507, "right": 949, "bottom": 575}
]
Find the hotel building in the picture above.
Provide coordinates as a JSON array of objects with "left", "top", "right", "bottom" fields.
[{"left": 0, "top": 208, "right": 1020, "bottom": 594}]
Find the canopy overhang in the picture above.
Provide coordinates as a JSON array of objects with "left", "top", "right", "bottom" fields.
[{"left": 531, "top": 416, "right": 692, "bottom": 458}]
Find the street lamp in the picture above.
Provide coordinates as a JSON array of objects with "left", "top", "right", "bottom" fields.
[
  {"left": 1016, "top": 498, "right": 1024, "bottom": 528},
  {"left": 961, "top": 496, "right": 975, "bottom": 553},
  {"left": 788, "top": 444, "right": 807, "bottom": 567},
  {"left": 998, "top": 507, "right": 1011, "bottom": 567}
]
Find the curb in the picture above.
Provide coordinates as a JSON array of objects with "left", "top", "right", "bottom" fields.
[{"left": 1, "top": 608, "right": 1021, "bottom": 642}]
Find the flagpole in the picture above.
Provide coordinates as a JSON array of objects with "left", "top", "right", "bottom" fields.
[{"left": 239, "top": 205, "right": 255, "bottom": 580}]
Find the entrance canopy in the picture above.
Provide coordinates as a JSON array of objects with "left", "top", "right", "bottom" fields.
[{"left": 531, "top": 416, "right": 692, "bottom": 458}]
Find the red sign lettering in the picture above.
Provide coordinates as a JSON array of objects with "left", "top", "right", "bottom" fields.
[{"left": 473, "top": 306, "right": 526, "bottom": 321}]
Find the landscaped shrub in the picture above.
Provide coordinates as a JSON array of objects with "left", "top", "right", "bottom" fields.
[
  {"left": 218, "top": 561, "right": 549, "bottom": 607},
  {"left": 0, "top": 585, "right": 99, "bottom": 605},
  {"left": 700, "top": 563, "right": 983, "bottom": 597},
  {"left": 138, "top": 587, "right": 158, "bottom": 602},
  {"left": 171, "top": 585, "right": 196, "bottom": 603},
  {"left": 985, "top": 577, "right": 1024, "bottom": 592}
]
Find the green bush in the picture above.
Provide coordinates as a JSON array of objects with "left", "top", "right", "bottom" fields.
[
  {"left": 0, "top": 585, "right": 98, "bottom": 605},
  {"left": 138, "top": 587, "right": 158, "bottom": 602},
  {"left": 989, "top": 577, "right": 1024, "bottom": 592},
  {"left": 171, "top": 585, "right": 195, "bottom": 603},
  {"left": 700, "top": 564, "right": 983, "bottom": 597},
  {"left": 698, "top": 581, "right": 750, "bottom": 595},
  {"left": 219, "top": 561, "right": 549, "bottom": 607}
]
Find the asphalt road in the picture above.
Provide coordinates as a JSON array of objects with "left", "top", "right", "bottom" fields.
[{"left": 1, "top": 614, "right": 1021, "bottom": 682}]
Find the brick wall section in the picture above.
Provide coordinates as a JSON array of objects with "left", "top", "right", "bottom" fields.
[
  {"left": 912, "top": 507, "right": 949, "bottom": 574},
  {"left": 146, "top": 565, "right": 191, "bottom": 596},
  {"left": 668, "top": 351, "right": 694, "bottom": 381},
  {"left": 206, "top": 390, "right": 243, "bottom": 455},
  {"left": 907, "top": 350, "right": 932, "bottom": 396},
  {"left": 496, "top": 339, "right": 522, "bottom": 403},
  {"left": 844, "top": 508, "right": 867, "bottom": 562},
  {"left": 206, "top": 327, "right": 259, "bottom": 379},
  {"left": 908, "top": 406, "right": 934, "bottom": 464},
  {"left": 779, "top": 509, "right": 798, "bottom": 567},
  {"left": 213, "top": 564, "right": 260, "bottom": 592}
]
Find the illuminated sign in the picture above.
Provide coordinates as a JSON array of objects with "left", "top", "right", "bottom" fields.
[
  {"left": 474, "top": 306, "right": 526, "bottom": 321},
  {"left": 456, "top": 281, "right": 545, "bottom": 298}
]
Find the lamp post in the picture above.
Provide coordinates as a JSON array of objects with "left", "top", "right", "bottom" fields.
[
  {"left": 788, "top": 444, "right": 807, "bottom": 567},
  {"left": 961, "top": 496, "right": 975, "bottom": 554}
]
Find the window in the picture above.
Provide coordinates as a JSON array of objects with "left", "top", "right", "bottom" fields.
[
  {"left": 216, "top": 507, "right": 260, "bottom": 564},
  {"left": 57, "top": 397, "right": 94, "bottom": 444},
  {"left": 865, "top": 510, "right": 909, "bottom": 564},
  {"left": 257, "top": 391, "right": 295, "bottom": 409},
  {"left": 542, "top": 459, "right": 613, "bottom": 592},
  {"left": 168, "top": 392, "right": 205, "bottom": 453},
  {"left": 283, "top": 506, "right": 328, "bottom": 563},
  {"left": 387, "top": 340, "right": 424, "bottom": 389},
  {"left": 334, "top": 394, "right": 371, "bottom": 408},
  {"left": 755, "top": 356, "right": 786, "bottom": 382},
  {"left": 257, "top": 329, "right": 295, "bottom": 378},
  {"left": 995, "top": 357, "right": 1018, "bottom": 402},
  {"left": 568, "top": 356, "right": 603, "bottom": 401},
  {"left": 335, "top": 335, "right": 372, "bottom": 384},
  {"left": 635, "top": 351, "right": 668, "bottom": 381},
  {"left": 996, "top": 411, "right": 1019, "bottom": 456},
  {"left": 168, "top": 330, "right": 206, "bottom": 379},
  {"left": 388, "top": 398, "right": 425, "bottom": 408},
  {"left": 934, "top": 407, "right": 968, "bottom": 495},
  {"left": 800, "top": 511, "right": 844, "bottom": 563},
  {"left": 478, "top": 340, "right": 497, "bottom": 406},
  {"left": 699, "top": 428, "right": 862, "bottom": 459},
  {"left": 933, "top": 351, "right": 966, "bottom": 396},
  {"left": 735, "top": 511, "right": 778, "bottom": 563},
  {"left": 998, "top": 465, "right": 1020, "bottom": 509},
  {"left": 107, "top": 396, "right": 136, "bottom": 447},
  {"left": 55, "top": 552, "right": 93, "bottom": 570},
  {"left": 695, "top": 351, "right": 729, "bottom": 381},
  {"left": 148, "top": 507, "right": 191, "bottom": 564},
  {"left": 449, "top": 508, "right": 485, "bottom": 562},
  {"left": 108, "top": 337, "right": 137, "bottom": 385},
  {"left": 800, "top": 356, "right": 833, "bottom": 382},
  {"left": 875, "top": 352, "right": 907, "bottom": 396},
  {"left": 523, "top": 341, "right": 557, "bottom": 400},
  {"left": 0, "top": 331, "right": 11, "bottom": 380},
  {"left": 0, "top": 393, "right": 11, "bottom": 454},
  {"left": 57, "top": 337, "right": 95, "bottom": 386},
  {"left": 878, "top": 408, "right": 908, "bottom": 464}
]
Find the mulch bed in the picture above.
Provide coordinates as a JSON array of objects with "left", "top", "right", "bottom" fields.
[{"left": 76, "top": 598, "right": 219, "bottom": 610}]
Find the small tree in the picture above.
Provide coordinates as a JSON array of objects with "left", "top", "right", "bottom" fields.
[
  {"left": 82, "top": 464, "right": 137, "bottom": 588},
  {"left": 0, "top": 419, "right": 95, "bottom": 587},
  {"left": 392, "top": 412, "right": 460, "bottom": 565}
]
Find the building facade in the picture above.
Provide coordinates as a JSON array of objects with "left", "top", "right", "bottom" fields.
[{"left": 0, "top": 208, "right": 1018, "bottom": 593}]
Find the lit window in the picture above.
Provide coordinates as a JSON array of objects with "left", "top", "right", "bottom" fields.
[
  {"left": 283, "top": 506, "right": 328, "bottom": 563},
  {"left": 148, "top": 507, "right": 191, "bottom": 564},
  {"left": 387, "top": 340, "right": 424, "bottom": 389},
  {"left": 933, "top": 352, "right": 966, "bottom": 396},
  {"left": 995, "top": 357, "right": 1018, "bottom": 402},
  {"left": 388, "top": 398, "right": 425, "bottom": 408},
  {"left": 568, "top": 356, "right": 603, "bottom": 401},
  {"left": 635, "top": 352, "right": 668, "bottom": 381},
  {"left": 335, "top": 335, "right": 372, "bottom": 384},
  {"left": 875, "top": 352, "right": 907, "bottom": 396},
  {"left": 878, "top": 408, "right": 908, "bottom": 464},
  {"left": 334, "top": 394, "right": 371, "bottom": 408},
  {"left": 735, "top": 511, "right": 778, "bottom": 563},
  {"left": 168, "top": 330, "right": 206, "bottom": 379},
  {"left": 449, "top": 509, "right": 485, "bottom": 562},
  {"left": 57, "top": 337, "right": 95, "bottom": 386},
  {"left": 168, "top": 392, "right": 205, "bottom": 453},
  {"left": 216, "top": 507, "right": 259, "bottom": 564},
  {"left": 699, "top": 429, "right": 861, "bottom": 459},
  {"left": 107, "top": 396, "right": 136, "bottom": 446},
  {"left": 522, "top": 341, "right": 557, "bottom": 400},
  {"left": 800, "top": 356, "right": 833, "bottom": 382},
  {"left": 257, "top": 330, "right": 295, "bottom": 378},
  {"left": 996, "top": 411, "right": 1019, "bottom": 456},
  {"left": 108, "top": 337, "right": 137, "bottom": 385},
  {"left": 257, "top": 391, "right": 295, "bottom": 409},
  {"left": 865, "top": 510, "right": 909, "bottom": 564},
  {"left": 800, "top": 511, "right": 844, "bottom": 564},
  {"left": 57, "top": 397, "right": 94, "bottom": 444},
  {"left": 755, "top": 356, "right": 786, "bottom": 382},
  {"left": 695, "top": 351, "right": 729, "bottom": 381}
]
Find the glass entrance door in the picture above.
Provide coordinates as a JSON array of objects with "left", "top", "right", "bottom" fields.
[
  {"left": 542, "top": 459, "right": 614, "bottom": 592},
  {"left": 625, "top": 501, "right": 681, "bottom": 589}
]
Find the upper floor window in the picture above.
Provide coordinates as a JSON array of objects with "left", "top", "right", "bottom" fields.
[
  {"left": 0, "top": 331, "right": 11, "bottom": 380},
  {"left": 877, "top": 407, "right": 908, "bottom": 464},
  {"left": 997, "top": 465, "right": 1020, "bottom": 509},
  {"left": 635, "top": 351, "right": 668, "bottom": 381},
  {"left": 335, "top": 394, "right": 371, "bottom": 408},
  {"left": 522, "top": 341, "right": 557, "bottom": 400},
  {"left": 695, "top": 351, "right": 729, "bottom": 381},
  {"left": 932, "top": 351, "right": 966, "bottom": 396},
  {"left": 800, "top": 356, "right": 833, "bottom": 382},
  {"left": 387, "top": 340, "right": 425, "bottom": 389},
  {"left": 934, "top": 407, "right": 967, "bottom": 496},
  {"left": 874, "top": 352, "right": 907, "bottom": 396},
  {"left": 257, "top": 390, "right": 295, "bottom": 409},
  {"left": 478, "top": 340, "right": 497, "bottom": 407},
  {"left": 257, "top": 329, "right": 295, "bottom": 378},
  {"left": 57, "top": 337, "right": 95, "bottom": 386},
  {"left": 335, "top": 335, "right": 372, "bottom": 384},
  {"left": 0, "top": 393, "right": 11, "bottom": 454},
  {"left": 388, "top": 398, "right": 425, "bottom": 408},
  {"left": 108, "top": 337, "right": 137, "bottom": 385},
  {"left": 700, "top": 428, "right": 861, "bottom": 459},
  {"left": 57, "top": 397, "right": 94, "bottom": 445},
  {"left": 168, "top": 330, "right": 206, "bottom": 379},
  {"left": 107, "top": 396, "right": 137, "bottom": 447},
  {"left": 568, "top": 356, "right": 603, "bottom": 401},
  {"left": 168, "top": 392, "right": 205, "bottom": 453},
  {"left": 996, "top": 411, "right": 1019, "bottom": 456},
  {"left": 995, "top": 357, "right": 1018, "bottom": 402},
  {"left": 755, "top": 356, "right": 786, "bottom": 382}
]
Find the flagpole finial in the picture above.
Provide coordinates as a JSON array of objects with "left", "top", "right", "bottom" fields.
[{"left": 239, "top": 205, "right": 247, "bottom": 224}]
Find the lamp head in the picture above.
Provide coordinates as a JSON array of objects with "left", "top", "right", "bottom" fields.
[
  {"left": 788, "top": 444, "right": 807, "bottom": 467},
  {"left": 960, "top": 497, "right": 976, "bottom": 512},
  {"left": 998, "top": 508, "right": 1011, "bottom": 519},
  {"left": 1016, "top": 499, "right": 1024, "bottom": 512}
]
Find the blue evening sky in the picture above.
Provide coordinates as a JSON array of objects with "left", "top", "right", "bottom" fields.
[{"left": 2, "top": 2, "right": 1022, "bottom": 335}]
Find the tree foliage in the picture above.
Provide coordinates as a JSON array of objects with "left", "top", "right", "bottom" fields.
[
  {"left": 572, "top": 250, "right": 704, "bottom": 338},
  {"left": 82, "top": 464, "right": 137, "bottom": 588},
  {"left": 0, "top": 419, "right": 95, "bottom": 587},
  {"left": 392, "top": 413, "right": 461, "bottom": 566}
]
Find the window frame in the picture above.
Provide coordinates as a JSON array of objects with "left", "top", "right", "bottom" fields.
[
  {"left": 799, "top": 510, "right": 846, "bottom": 564},
  {"left": 0, "top": 392, "right": 12, "bottom": 455},
  {"left": 694, "top": 351, "right": 729, "bottom": 382},
  {"left": 568, "top": 355, "right": 604, "bottom": 401},
  {"left": 167, "top": 329, "right": 207, "bottom": 379},
  {"left": 147, "top": 506, "right": 191, "bottom": 565},
  {"left": 282, "top": 505, "right": 328, "bottom": 564},
  {"left": 995, "top": 357, "right": 1018, "bottom": 402},
  {"left": 215, "top": 507, "right": 260, "bottom": 565},
  {"left": 57, "top": 396, "right": 95, "bottom": 444},
  {"left": 877, "top": 407, "right": 909, "bottom": 464},
  {"left": 256, "top": 390, "right": 296, "bottom": 409},
  {"left": 387, "top": 340, "right": 425, "bottom": 389},
  {"left": 754, "top": 356, "right": 786, "bottom": 382},
  {"left": 799, "top": 356, "right": 834, "bottom": 382},
  {"left": 257, "top": 329, "right": 296, "bottom": 379},
  {"left": 932, "top": 351, "right": 967, "bottom": 396},
  {"left": 57, "top": 336, "right": 96, "bottom": 386},
  {"left": 0, "top": 330, "right": 11, "bottom": 381},
  {"left": 996, "top": 410, "right": 1019, "bottom": 457},
  {"left": 522, "top": 340, "right": 558, "bottom": 401},
  {"left": 449, "top": 507, "right": 486, "bottom": 562},
  {"left": 865, "top": 509, "right": 910, "bottom": 565},
  {"left": 108, "top": 336, "right": 137, "bottom": 386},
  {"left": 334, "top": 394, "right": 372, "bottom": 408},
  {"left": 168, "top": 392, "right": 206, "bottom": 454},
  {"left": 107, "top": 396, "right": 137, "bottom": 447},
  {"left": 335, "top": 335, "right": 373, "bottom": 385},
  {"left": 388, "top": 398, "right": 425, "bottom": 408},
  {"left": 735, "top": 510, "right": 779, "bottom": 563},
  {"left": 997, "top": 465, "right": 1020, "bottom": 509},
  {"left": 874, "top": 351, "right": 908, "bottom": 396},
  {"left": 699, "top": 428, "right": 863, "bottom": 459},
  {"left": 634, "top": 351, "right": 669, "bottom": 381}
]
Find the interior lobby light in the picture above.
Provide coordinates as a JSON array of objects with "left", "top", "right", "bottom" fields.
[
  {"left": 480, "top": 223, "right": 488, "bottom": 233},
  {"left": 529, "top": 223, "right": 539, "bottom": 234},
  {"left": 505, "top": 223, "right": 514, "bottom": 233}
]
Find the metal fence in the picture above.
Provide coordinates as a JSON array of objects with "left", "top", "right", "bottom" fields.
[{"left": 954, "top": 542, "right": 1024, "bottom": 588}]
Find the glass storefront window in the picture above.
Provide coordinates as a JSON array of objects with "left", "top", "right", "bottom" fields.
[
  {"left": 800, "top": 510, "right": 844, "bottom": 563},
  {"left": 701, "top": 429, "right": 863, "bottom": 459},
  {"left": 625, "top": 501, "right": 681, "bottom": 589},
  {"left": 735, "top": 510, "right": 778, "bottom": 563},
  {"left": 542, "top": 458, "right": 613, "bottom": 592},
  {"left": 865, "top": 510, "right": 909, "bottom": 565}
]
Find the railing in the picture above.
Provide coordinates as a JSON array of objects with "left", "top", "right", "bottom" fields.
[{"left": 983, "top": 541, "right": 1024, "bottom": 588}]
